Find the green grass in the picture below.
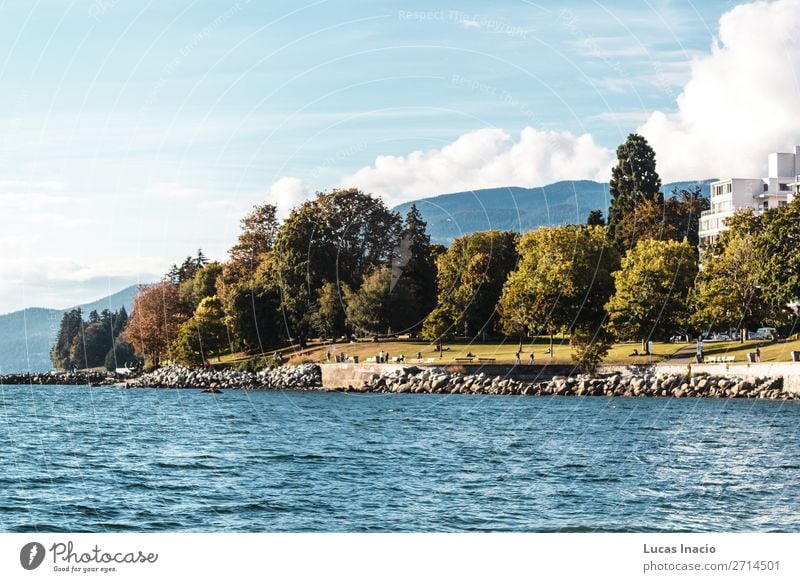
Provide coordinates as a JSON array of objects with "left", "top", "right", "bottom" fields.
[
  {"left": 295, "top": 337, "right": 686, "bottom": 365},
  {"left": 209, "top": 336, "right": 800, "bottom": 369},
  {"left": 687, "top": 337, "right": 800, "bottom": 363}
]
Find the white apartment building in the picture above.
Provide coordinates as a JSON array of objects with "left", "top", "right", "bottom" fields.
[{"left": 698, "top": 147, "right": 797, "bottom": 244}]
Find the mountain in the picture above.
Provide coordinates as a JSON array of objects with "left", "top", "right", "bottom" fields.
[
  {"left": 0, "top": 285, "right": 140, "bottom": 374},
  {"left": 393, "top": 179, "right": 714, "bottom": 244}
]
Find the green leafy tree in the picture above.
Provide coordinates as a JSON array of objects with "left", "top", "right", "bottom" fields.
[
  {"left": 751, "top": 199, "right": 800, "bottom": 306},
  {"left": 315, "top": 281, "right": 350, "bottom": 340},
  {"left": 273, "top": 188, "right": 402, "bottom": 344},
  {"left": 606, "top": 238, "right": 697, "bottom": 350},
  {"left": 691, "top": 232, "right": 776, "bottom": 341},
  {"left": 172, "top": 296, "right": 229, "bottom": 365},
  {"left": 422, "top": 230, "right": 518, "bottom": 340},
  {"left": 498, "top": 225, "right": 618, "bottom": 353},
  {"left": 570, "top": 328, "right": 612, "bottom": 373},
  {"left": 219, "top": 257, "right": 283, "bottom": 352},
  {"left": 665, "top": 186, "right": 710, "bottom": 248},
  {"left": 345, "top": 268, "right": 393, "bottom": 336},
  {"left": 607, "top": 133, "right": 663, "bottom": 249}
]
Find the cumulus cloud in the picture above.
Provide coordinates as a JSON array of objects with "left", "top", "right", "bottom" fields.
[
  {"left": 268, "top": 176, "right": 310, "bottom": 217},
  {"left": 639, "top": 0, "right": 800, "bottom": 181},
  {"left": 338, "top": 127, "right": 614, "bottom": 205}
]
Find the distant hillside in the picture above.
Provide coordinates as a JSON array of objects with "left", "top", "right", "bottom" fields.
[
  {"left": 0, "top": 285, "right": 140, "bottom": 374},
  {"left": 394, "top": 179, "right": 714, "bottom": 244}
]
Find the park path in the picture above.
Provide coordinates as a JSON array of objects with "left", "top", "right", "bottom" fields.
[{"left": 665, "top": 344, "right": 696, "bottom": 364}]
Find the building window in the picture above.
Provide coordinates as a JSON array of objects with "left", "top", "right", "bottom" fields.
[
  {"left": 763, "top": 183, "right": 769, "bottom": 192},
  {"left": 780, "top": 183, "right": 790, "bottom": 191},
  {"left": 779, "top": 201, "right": 788, "bottom": 207}
]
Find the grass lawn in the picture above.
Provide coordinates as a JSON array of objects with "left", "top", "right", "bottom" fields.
[
  {"left": 687, "top": 337, "right": 800, "bottom": 363},
  {"left": 214, "top": 336, "right": 800, "bottom": 369},
  {"left": 290, "top": 337, "right": 687, "bottom": 365}
]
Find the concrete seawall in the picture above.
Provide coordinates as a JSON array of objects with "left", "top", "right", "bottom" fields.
[
  {"left": 319, "top": 363, "right": 577, "bottom": 389},
  {"left": 656, "top": 362, "right": 800, "bottom": 394},
  {"left": 321, "top": 361, "right": 800, "bottom": 395}
]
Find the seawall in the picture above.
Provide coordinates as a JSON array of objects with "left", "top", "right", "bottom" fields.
[
  {"left": 320, "top": 362, "right": 800, "bottom": 395},
  {"left": 319, "top": 363, "right": 577, "bottom": 389}
]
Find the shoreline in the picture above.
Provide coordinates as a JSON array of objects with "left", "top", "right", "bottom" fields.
[{"left": 3, "top": 363, "right": 797, "bottom": 401}]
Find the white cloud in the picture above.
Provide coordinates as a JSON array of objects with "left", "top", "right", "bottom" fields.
[
  {"left": 337, "top": 127, "right": 614, "bottom": 205},
  {"left": 639, "top": 0, "right": 800, "bottom": 181},
  {"left": 268, "top": 176, "right": 310, "bottom": 217}
]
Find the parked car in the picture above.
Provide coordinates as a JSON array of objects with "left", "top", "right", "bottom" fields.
[
  {"left": 754, "top": 327, "right": 779, "bottom": 341},
  {"left": 715, "top": 333, "right": 731, "bottom": 341}
]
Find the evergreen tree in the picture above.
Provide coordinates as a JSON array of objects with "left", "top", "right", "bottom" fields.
[
  {"left": 607, "top": 134, "right": 662, "bottom": 248},
  {"left": 391, "top": 204, "right": 438, "bottom": 332},
  {"left": 586, "top": 209, "right": 605, "bottom": 226}
]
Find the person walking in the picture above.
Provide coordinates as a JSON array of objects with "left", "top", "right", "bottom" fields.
[
  {"left": 756, "top": 346, "right": 762, "bottom": 362},
  {"left": 528, "top": 352, "right": 535, "bottom": 365},
  {"left": 515, "top": 350, "right": 521, "bottom": 365}
]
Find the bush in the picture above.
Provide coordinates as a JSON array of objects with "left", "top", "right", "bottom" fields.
[{"left": 570, "top": 330, "right": 611, "bottom": 373}]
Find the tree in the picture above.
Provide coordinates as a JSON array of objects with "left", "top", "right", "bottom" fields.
[
  {"left": 273, "top": 188, "right": 402, "bottom": 344},
  {"left": 345, "top": 268, "right": 393, "bottom": 337},
  {"left": 612, "top": 197, "right": 678, "bottom": 250},
  {"left": 691, "top": 231, "right": 775, "bottom": 340},
  {"left": 50, "top": 308, "right": 83, "bottom": 370},
  {"left": 104, "top": 340, "right": 139, "bottom": 371},
  {"left": 123, "top": 281, "right": 186, "bottom": 367},
  {"left": 606, "top": 238, "right": 697, "bottom": 350},
  {"left": 665, "top": 186, "right": 710, "bottom": 247},
  {"left": 316, "top": 281, "right": 349, "bottom": 340},
  {"left": 228, "top": 203, "right": 279, "bottom": 278},
  {"left": 218, "top": 257, "right": 283, "bottom": 352},
  {"left": 586, "top": 209, "right": 605, "bottom": 226},
  {"left": 570, "top": 328, "right": 612, "bottom": 373},
  {"left": 180, "top": 261, "right": 223, "bottom": 312},
  {"left": 422, "top": 230, "right": 518, "bottom": 339},
  {"left": 498, "top": 225, "right": 618, "bottom": 353},
  {"left": 751, "top": 199, "right": 800, "bottom": 306},
  {"left": 390, "top": 204, "right": 438, "bottom": 332},
  {"left": 607, "top": 134, "right": 663, "bottom": 248},
  {"left": 172, "top": 296, "right": 228, "bottom": 365}
]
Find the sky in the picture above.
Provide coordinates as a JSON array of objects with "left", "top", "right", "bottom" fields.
[{"left": 1, "top": 0, "right": 799, "bottom": 313}]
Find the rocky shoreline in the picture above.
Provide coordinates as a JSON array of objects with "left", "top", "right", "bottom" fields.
[
  {"left": 337, "top": 366, "right": 795, "bottom": 400},
  {"left": 0, "top": 370, "right": 116, "bottom": 386},
  {"left": 127, "top": 364, "right": 322, "bottom": 390},
  {"left": 2, "top": 364, "right": 797, "bottom": 400}
]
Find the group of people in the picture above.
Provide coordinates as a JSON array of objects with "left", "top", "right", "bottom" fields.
[
  {"left": 326, "top": 351, "right": 350, "bottom": 363},
  {"left": 513, "top": 351, "right": 535, "bottom": 365}
]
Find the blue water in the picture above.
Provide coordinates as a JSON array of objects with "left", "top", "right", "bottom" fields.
[{"left": 0, "top": 385, "right": 798, "bottom": 532}]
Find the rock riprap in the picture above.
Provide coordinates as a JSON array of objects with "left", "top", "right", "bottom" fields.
[
  {"left": 334, "top": 367, "right": 795, "bottom": 400},
  {"left": 128, "top": 364, "right": 322, "bottom": 390},
  {"left": 0, "top": 371, "right": 113, "bottom": 385}
]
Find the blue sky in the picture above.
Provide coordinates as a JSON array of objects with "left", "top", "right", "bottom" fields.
[{"left": 1, "top": 0, "right": 797, "bottom": 312}]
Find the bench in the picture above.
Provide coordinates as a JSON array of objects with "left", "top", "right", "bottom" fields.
[
  {"left": 455, "top": 357, "right": 475, "bottom": 362},
  {"left": 477, "top": 357, "right": 496, "bottom": 363}
]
